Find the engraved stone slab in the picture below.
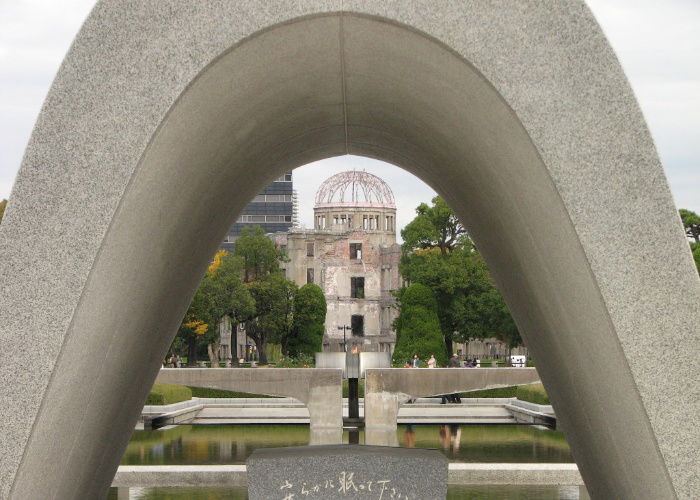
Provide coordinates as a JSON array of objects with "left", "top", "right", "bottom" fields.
[{"left": 247, "top": 445, "right": 448, "bottom": 500}]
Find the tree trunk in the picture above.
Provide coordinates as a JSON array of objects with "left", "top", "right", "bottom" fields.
[
  {"left": 256, "top": 338, "right": 268, "bottom": 365},
  {"left": 187, "top": 335, "right": 197, "bottom": 367},
  {"left": 207, "top": 343, "right": 220, "bottom": 367}
]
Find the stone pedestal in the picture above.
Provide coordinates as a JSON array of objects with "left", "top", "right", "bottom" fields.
[{"left": 247, "top": 445, "right": 447, "bottom": 500}]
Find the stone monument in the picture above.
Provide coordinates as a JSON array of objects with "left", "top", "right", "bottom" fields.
[{"left": 247, "top": 445, "right": 448, "bottom": 500}]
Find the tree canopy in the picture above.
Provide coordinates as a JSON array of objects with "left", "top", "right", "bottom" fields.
[
  {"left": 399, "top": 197, "right": 522, "bottom": 355},
  {"left": 392, "top": 283, "right": 447, "bottom": 366},
  {"left": 0, "top": 199, "right": 7, "bottom": 224},
  {"left": 287, "top": 283, "right": 326, "bottom": 357},
  {"left": 401, "top": 196, "right": 467, "bottom": 255},
  {"left": 679, "top": 209, "right": 700, "bottom": 243},
  {"left": 235, "top": 225, "right": 282, "bottom": 281}
]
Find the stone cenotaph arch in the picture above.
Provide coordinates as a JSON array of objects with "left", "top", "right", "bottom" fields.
[{"left": 0, "top": 2, "right": 697, "bottom": 499}]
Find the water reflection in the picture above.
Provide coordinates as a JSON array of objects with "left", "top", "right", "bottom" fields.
[{"left": 121, "top": 424, "right": 572, "bottom": 466}]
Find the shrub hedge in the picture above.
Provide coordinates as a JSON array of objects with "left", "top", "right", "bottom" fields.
[
  {"left": 187, "top": 386, "right": 272, "bottom": 399},
  {"left": 146, "top": 383, "right": 192, "bottom": 405},
  {"left": 516, "top": 383, "right": 550, "bottom": 405}
]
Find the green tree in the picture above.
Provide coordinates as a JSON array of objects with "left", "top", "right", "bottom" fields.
[
  {"left": 692, "top": 242, "right": 700, "bottom": 275},
  {"left": 0, "top": 199, "right": 7, "bottom": 223},
  {"left": 679, "top": 209, "right": 700, "bottom": 243},
  {"left": 392, "top": 283, "right": 447, "bottom": 367},
  {"left": 235, "top": 225, "right": 282, "bottom": 281},
  {"left": 287, "top": 283, "right": 326, "bottom": 356},
  {"left": 176, "top": 278, "right": 213, "bottom": 366},
  {"left": 400, "top": 197, "right": 522, "bottom": 355},
  {"left": 204, "top": 251, "right": 255, "bottom": 365},
  {"left": 401, "top": 196, "right": 467, "bottom": 255},
  {"left": 244, "top": 274, "right": 297, "bottom": 364}
]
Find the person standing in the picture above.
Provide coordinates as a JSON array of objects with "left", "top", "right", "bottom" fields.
[
  {"left": 411, "top": 354, "right": 420, "bottom": 368},
  {"left": 427, "top": 354, "right": 437, "bottom": 368}
]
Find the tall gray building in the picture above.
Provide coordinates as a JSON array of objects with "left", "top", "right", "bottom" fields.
[{"left": 221, "top": 171, "right": 295, "bottom": 251}]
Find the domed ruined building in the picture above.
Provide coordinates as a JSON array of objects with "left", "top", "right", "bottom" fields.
[{"left": 278, "top": 170, "right": 401, "bottom": 352}]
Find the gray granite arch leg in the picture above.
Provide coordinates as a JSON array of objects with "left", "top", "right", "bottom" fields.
[{"left": 0, "top": 3, "right": 697, "bottom": 499}]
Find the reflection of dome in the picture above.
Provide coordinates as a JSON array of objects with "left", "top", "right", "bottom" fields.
[{"left": 314, "top": 170, "right": 396, "bottom": 209}]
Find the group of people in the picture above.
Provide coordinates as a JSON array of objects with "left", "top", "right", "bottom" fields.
[
  {"left": 403, "top": 353, "right": 466, "bottom": 404},
  {"left": 163, "top": 355, "right": 182, "bottom": 368},
  {"left": 403, "top": 353, "right": 470, "bottom": 369}
]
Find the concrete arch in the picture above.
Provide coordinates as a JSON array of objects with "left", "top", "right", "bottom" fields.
[{"left": 0, "top": 2, "right": 697, "bottom": 499}]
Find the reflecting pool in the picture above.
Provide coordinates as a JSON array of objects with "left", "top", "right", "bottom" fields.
[
  {"left": 113, "top": 424, "right": 577, "bottom": 499},
  {"left": 120, "top": 424, "right": 573, "bottom": 466}
]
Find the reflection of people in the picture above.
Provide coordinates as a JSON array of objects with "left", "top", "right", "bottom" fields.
[
  {"left": 411, "top": 354, "right": 420, "bottom": 368},
  {"left": 439, "top": 425, "right": 462, "bottom": 452},
  {"left": 427, "top": 354, "right": 437, "bottom": 368},
  {"left": 403, "top": 424, "right": 416, "bottom": 448}
]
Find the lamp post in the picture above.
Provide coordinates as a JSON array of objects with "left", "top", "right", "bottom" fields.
[{"left": 337, "top": 325, "right": 351, "bottom": 352}]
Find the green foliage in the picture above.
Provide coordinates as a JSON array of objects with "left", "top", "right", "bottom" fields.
[
  {"left": 400, "top": 197, "right": 522, "bottom": 352},
  {"left": 187, "top": 386, "right": 272, "bottom": 398},
  {"left": 146, "top": 384, "right": 192, "bottom": 405},
  {"left": 245, "top": 273, "right": 297, "bottom": 363},
  {"left": 0, "top": 199, "right": 6, "bottom": 224},
  {"left": 287, "top": 283, "right": 326, "bottom": 356},
  {"left": 460, "top": 386, "right": 518, "bottom": 399},
  {"left": 679, "top": 208, "right": 700, "bottom": 243},
  {"left": 401, "top": 196, "right": 467, "bottom": 255},
  {"left": 342, "top": 379, "right": 365, "bottom": 398},
  {"left": 235, "top": 225, "right": 283, "bottom": 281},
  {"left": 276, "top": 353, "right": 315, "bottom": 367},
  {"left": 392, "top": 283, "right": 448, "bottom": 367},
  {"left": 692, "top": 242, "right": 700, "bottom": 275},
  {"left": 266, "top": 343, "right": 282, "bottom": 363},
  {"left": 516, "top": 383, "right": 550, "bottom": 405}
]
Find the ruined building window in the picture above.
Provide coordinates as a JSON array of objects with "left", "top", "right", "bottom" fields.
[
  {"left": 307, "top": 242, "right": 314, "bottom": 256},
  {"left": 350, "top": 243, "right": 362, "bottom": 259},
  {"left": 351, "top": 277, "right": 365, "bottom": 299},
  {"left": 362, "top": 215, "right": 368, "bottom": 229},
  {"left": 351, "top": 315, "right": 364, "bottom": 337},
  {"left": 307, "top": 268, "right": 314, "bottom": 284}
]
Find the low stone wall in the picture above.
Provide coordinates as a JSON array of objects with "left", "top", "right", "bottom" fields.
[{"left": 112, "top": 463, "right": 583, "bottom": 487}]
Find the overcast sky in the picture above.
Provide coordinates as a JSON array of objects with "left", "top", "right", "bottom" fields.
[{"left": 1, "top": 1, "right": 697, "bottom": 234}]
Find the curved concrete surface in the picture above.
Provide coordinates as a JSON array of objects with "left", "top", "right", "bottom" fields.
[
  {"left": 363, "top": 368, "right": 541, "bottom": 442},
  {"left": 155, "top": 368, "right": 342, "bottom": 430},
  {"left": 0, "top": 2, "right": 698, "bottom": 499}
]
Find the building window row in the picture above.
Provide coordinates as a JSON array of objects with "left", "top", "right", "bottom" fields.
[
  {"left": 237, "top": 214, "right": 292, "bottom": 223},
  {"left": 251, "top": 194, "right": 293, "bottom": 202},
  {"left": 274, "top": 173, "right": 293, "bottom": 182},
  {"left": 332, "top": 214, "right": 352, "bottom": 225}
]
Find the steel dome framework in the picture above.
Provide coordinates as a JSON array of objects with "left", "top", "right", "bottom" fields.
[{"left": 314, "top": 170, "right": 396, "bottom": 209}]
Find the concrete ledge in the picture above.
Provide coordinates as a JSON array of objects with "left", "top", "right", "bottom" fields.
[
  {"left": 113, "top": 465, "right": 246, "bottom": 487},
  {"left": 112, "top": 463, "right": 582, "bottom": 487},
  {"left": 448, "top": 463, "right": 582, "bottom": 485}
]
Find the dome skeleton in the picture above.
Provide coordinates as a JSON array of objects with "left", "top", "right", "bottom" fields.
[{"left": 314, "top": 170, "right": 396, "bottom": 209}]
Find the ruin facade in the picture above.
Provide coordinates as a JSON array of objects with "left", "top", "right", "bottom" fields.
[{"left": 279, "top": 170, "right": 401, "bottom": 352}]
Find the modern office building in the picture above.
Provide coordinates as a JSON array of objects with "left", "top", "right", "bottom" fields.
[{"left": 220, "top": 171, "right": 296, "bottom": 251}]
